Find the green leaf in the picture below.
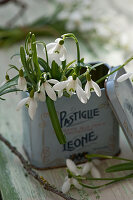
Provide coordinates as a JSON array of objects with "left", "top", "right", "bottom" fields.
[
  {"left": 20, "top": 46, "right": 36, "bottom": 87},
  {"left": 51, "top": 61, "right": 61, "bottom": 80},
  {"left": 31, "top": 34, "right": 41, "bottom": 81},
  {"left": 8, "top": 64, "right": 19, "bottom": 72},
  {"left": 25, "top": 32, "right": 32, "bottom": 55},
  {"left": 85, "top": 154, "right": 133, "bottom": 162},
  {"left": 0, "top": 87, "right": 20, "bottom": 96},
  {"left": 106, "top": 162, "right": 133, "bottom": 173},
  {"left": 0, "top": 75, "right": 18, "bottom": 95},
  {"left": 20, "top": 46, "right": 27, "bottom": 67},
  {"left": 62, "top": 60, "right": 66, "bottom": 70},
  {"left": 38, "top": 57, "right": 49, "bottom": 72},
  {"left": 46, "top": 96, "right": 66, "bottom": 144}
]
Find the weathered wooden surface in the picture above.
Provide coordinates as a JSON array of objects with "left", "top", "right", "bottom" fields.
[{"left": 0, "top": 44, "right": 133, "bottom": 200}]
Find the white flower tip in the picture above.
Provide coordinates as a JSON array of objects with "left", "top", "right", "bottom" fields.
[
  {"left": 72, "top": 178, "right": 82, "bottom": 190},
  {"left": 91, "top": 166, "right": 101, "bottom": 178},
  {"left": 66, "top": 159, "right": 78, "bottom": 174},
  {"left": 62, "top": 179, "right": 71, "bottom": 193},
  {"left": 117, "top": 72, "right": 132, "bottom": 82},
  {"left": 81, "top": 162, "right": 91, "bottom": 176}
]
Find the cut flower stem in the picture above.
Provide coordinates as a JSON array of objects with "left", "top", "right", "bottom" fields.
[{"left": 46, "top": 96, "right": 66, "bottom": 144}]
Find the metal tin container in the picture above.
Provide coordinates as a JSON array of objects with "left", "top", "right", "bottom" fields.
[
  {"left": 105, "top": 66, "right": 133, "bottom": 151},
  {"left": 22, "top": 64, "right": 120, "bottom": 169}
]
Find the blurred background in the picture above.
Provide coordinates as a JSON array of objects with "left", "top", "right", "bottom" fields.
[{"left": 0, "top": 0, "right": 133, "bottom": 65}]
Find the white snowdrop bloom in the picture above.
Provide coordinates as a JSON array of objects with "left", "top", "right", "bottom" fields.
[
  {"left": 62, "top": 177, "right": 71, "bottom": 193},
  {"left": 18, "top": 76, "right": 27, "bottom": 91},
  {"left": 16, "top": 96, "right": 37, "bottom": 120},
  {"left": 66, "top": 159, "right": 80, "bottom": 176},
  {"left": 117, "top": 72, "right": 133, "bottom": 82},
  {"left": 85, "top": 80, "right": 101, "bottom": 100},
  {"left": 90, "top": 163, "right": 101, "bottom": 178},
  {"left": 34, "top": 89, "right": 46, "bottom": 102},
  {"left": 53, "top": 76, "right": 87, "bottom": 104},
  {"left": 80, "top": 162, "right": 91, "bottom": 176},
  {"left": 46, "top": 38, "right": 67, "bottom": 65},
  {"left": 42, "top": 79, "right": 58, "bottom": 101},
  {"left": 62, "top": 176, "right": 82, "bottom": 193}
]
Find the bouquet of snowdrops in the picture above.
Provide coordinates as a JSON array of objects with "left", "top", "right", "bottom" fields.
[{"left": 0, "top": 32, "right": 133, "bottom": 144}]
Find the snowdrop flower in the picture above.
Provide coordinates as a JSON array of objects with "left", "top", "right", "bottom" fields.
[
  {"left": 53, "top": 75, "right": 87, "bottom": 104},
  {"left": 62, "top": 176, "right": 82, "bottom": 193},
  {"left": 0, "top": 74, "right": 10, "bottom": 87},
  {"left": 66, "top": 159, "right": 91, "bottom": 176},
  {"left": 62, "top": 159, "right": 101, "bottom": 193},
  {"left": 46, "top": 38, "right": 67, "bottom": 65},
  {"left": 41, "top": 78, "right": 58, "bottom": 101},
  {"left": 117, "top": 72, "right": 133, "bottom": 82},
  {"left": 34, "top": 86, "right": 46, "bottom": 102},
  {"left": 85, "top": 73, "right": 101, "bottom": 100},
  {"left": 18, "top": 69, "right": 27, "bottom": 91},
  {"left": 16, "top": 90, "right": 37, "bottom": 120},
  {"left": 90, "top": 163, "right": 101, "bottom": 178}
]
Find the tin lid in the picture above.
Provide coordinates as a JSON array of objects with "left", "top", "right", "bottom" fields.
[{"left": 105, "top": 67, "right": 133, "bottom": 150}]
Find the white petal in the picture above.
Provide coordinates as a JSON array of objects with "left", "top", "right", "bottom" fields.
[
  {"left": 66, "top": 79, "right": 76, "bottom": 92},
  {"left": 62, "top": 178, "right": 71, "bottom": 193},
  {"left": 16, "top": 97, "right": 29, "bottom": 111},
  {"left": 59, "top": 47, "right": 67, "bottom": 61},
  {"left": 91, "top": 81, "right": 101, "bottom": 97},
  {"left": 85, "top": 82, "right": 91, "bottom": 100},
  {"left": 35, "top": 91, "right": 46, "bottom": 102},
  {"left": 18, "top": 77, "right": 27, "bottom": 91},
  {"left": 58, "top": 90, "right": 63, "bottom": 98},
  {"left": 77, "top": 77, "right": 82, "bottom": 87},
  {"left": 39, "top": 92, "right": 46, "bottom": 102},
  {"left": 45, "top": 82, "right": 57, "bottom": 101},
  {"left": 81, "top": 162, "right": 91, "bottom": 176},
  {"left": 46, "top": 43, "right": 56, "bottom": 54},
  {"left": 53, "top": 81, "right": 68, "bottom": 91},
  {"left": 66, "top": 159, "right": 78, "bottom": 175},
  {"left": 76, "top": 84, "right": 87, "bottom": 104},
  {"left": 72, "top": 178, "right": 82, "bottom": 190},
  {"left": 90, "top": 164, "right": 101, "bottom": 178},
  {"left": 55, "top": 38, "right": 62, "bottom": 43},
  {"left": 47, "top": 79, "right": 59, "bottom": 85},
  {"left": 117, "top": 72, "right": 133, "bottom": 82},
  {"left": 28, "top": 98, "right": 37, "bottom": 120}
]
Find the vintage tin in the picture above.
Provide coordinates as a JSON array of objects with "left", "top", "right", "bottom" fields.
[
  {"left": 105, "top": 66, "right": 133, "bottom": 151},
  {"left": 22, "top": 64, "right": 120, "bottom": 169}
]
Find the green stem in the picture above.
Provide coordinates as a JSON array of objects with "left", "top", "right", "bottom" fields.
[
  {"left": 46, "top": 96, "right": 66, "bottom": 144},
  {"left": 79, "top": 173, "right": 133, "bottom": 189},
  {"left": 75, "top": 173, "right": 133, "bottom": 181},
  {"left": 86, "top": 154, "right": 133, "bottom": 162},
  {"left": 62, "top": 33, "right": 80, "bottom": 75},
  {"left": 34, "top": 41, "right": 49, "bottom": 66},
  {"left": 96, "top": 56, "right": 133, "bottom": 84}
]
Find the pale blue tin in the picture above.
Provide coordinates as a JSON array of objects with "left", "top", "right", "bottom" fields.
[{"left": 22, "top": 64, "right": 121, "bottom": 169}]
